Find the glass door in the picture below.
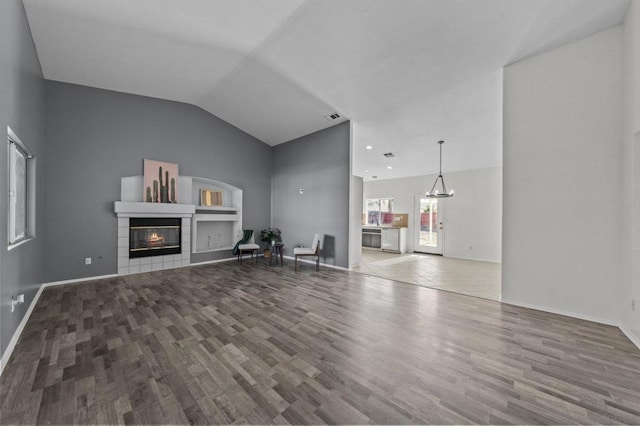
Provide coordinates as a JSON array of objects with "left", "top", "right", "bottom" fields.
[{"left": 414, "top": 195, "right": 445, "bottom": 255}]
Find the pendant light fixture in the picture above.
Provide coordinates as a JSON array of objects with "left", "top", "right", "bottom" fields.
[{"left": 425, "top": 140, "right": 454, "bottom": 198}]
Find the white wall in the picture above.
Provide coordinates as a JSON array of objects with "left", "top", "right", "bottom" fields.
[
  {"left": 622, "top": 1, "right": 640, "bottom": 345},
  {"left": 363, "top": 166, "right": 502, "bottom": 263},
  {"left": 503, "top": 27, "right": 623, "bottom": 324}
]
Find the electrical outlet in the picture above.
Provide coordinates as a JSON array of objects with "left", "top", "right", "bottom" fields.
[{"left": 85, "top": 257, "right": 91, "bottom": 265}]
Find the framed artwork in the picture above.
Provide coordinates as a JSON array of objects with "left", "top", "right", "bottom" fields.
[
  {"left": 143, "top": 159, "right": 179, "bottom": 203},
  {"left": 200, "top": 189, "right": 223, "bottom": 206}
]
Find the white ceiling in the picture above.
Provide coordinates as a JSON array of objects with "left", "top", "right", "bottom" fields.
[{"left": 23, "top": 0, "right": 630, "bottom": 180}]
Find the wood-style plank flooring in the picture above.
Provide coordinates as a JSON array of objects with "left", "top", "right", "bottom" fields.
[{"left": 1, "top": 261, "right": 639, "bottom": 424}]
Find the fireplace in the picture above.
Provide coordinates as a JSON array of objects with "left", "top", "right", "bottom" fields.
[{"left": 129, "top": 217, "right": 181, "bottom": 258}]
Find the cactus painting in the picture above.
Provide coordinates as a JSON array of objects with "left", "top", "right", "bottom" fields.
[{"left": 143, "top": 159, "right": 179, "bottom": 204}]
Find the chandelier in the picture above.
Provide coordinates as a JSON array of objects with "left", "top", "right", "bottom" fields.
[{"left": 425, "top": 140, "right": 454, "bottom": 198}]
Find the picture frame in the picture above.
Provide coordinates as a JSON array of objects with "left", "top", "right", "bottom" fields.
[
  {"left": 143, "top": 159, "right": 179, "bottom": 203},
  {"left": 200, "top": 189, "right": 223, "bottom": 206}
]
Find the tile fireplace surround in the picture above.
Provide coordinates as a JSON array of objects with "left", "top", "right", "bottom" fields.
[{"left": 114, "top": 202, "right": 195, "bottom": 275}]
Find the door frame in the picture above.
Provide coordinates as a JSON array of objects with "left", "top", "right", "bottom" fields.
[{"left": 413, "top": 194, "right": 445, "bottom": 255}]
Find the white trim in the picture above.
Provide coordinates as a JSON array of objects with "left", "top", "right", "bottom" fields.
[
  {"left": 442, "top": 254, "right": 502, "bottom": 264},
  {"left": 0, "top": 284, "right": 44, "bottom": 376},
  {"left": 189, "top": 257, "right": 237, "bottom": 266},
  {"left": 43, "top": 274, "right": 119, "bottom": 287},
  {"left": 501, "top": 298, "right": 619, "bottom": 327},
  {"left": 7, "top": 126, "right": 33, "bottom": 157},
  {"left": 620, "top": 325, "right": 640, "bottom": 351},
  {"left": 7, "top": 236, "right": 33, "bottom": 251},
  {"left": 283, "top": 255, "right": 349, "bottom": 271},
  {"left": 114, "top": 201, "right": 195, "bottom": 216}
]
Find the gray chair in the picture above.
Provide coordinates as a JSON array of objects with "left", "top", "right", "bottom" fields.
[{"left": 294, "top": 233, "right": 321, "bottom": 271}]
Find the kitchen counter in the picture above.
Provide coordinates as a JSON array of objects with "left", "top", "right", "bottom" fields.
[{"left": 361, "top": 226, "right": 407, "bottom": 252}]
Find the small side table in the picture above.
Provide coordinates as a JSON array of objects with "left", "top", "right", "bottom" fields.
[{"left": 269, "top": 243, "right": 284, "bottom": 266}]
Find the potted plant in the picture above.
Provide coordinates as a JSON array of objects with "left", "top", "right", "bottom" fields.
[
  {"left": 260, "top": 228, "right": 281, "bottom": 259},
  {"left": 260, "top": 228, "right": 282, "bottom": 246}
]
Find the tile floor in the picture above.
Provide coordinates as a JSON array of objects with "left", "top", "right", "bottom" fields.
[{"left": 352, "top": 249, "right": 501, "bottom": 300}]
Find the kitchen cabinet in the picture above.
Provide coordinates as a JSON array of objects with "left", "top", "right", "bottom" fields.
[
  {"left": 362, "top": 227, "right": 382, "bottom": 249},
  {"left": 362, "top": 227, "right": 406, "bottom": 253},
  {"left": 381, "top": 227, "right": 406, "bottom": 253}
]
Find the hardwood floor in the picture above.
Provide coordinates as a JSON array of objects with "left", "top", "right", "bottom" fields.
[{"left": 1, "top": 261, "right": 639, "bottom": 425}]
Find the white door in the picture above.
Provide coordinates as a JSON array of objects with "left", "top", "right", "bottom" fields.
[{"left": 414, "top": 195, "right": 445, "bottom": 255}]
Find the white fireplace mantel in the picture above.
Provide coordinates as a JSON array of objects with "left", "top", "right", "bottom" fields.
[{"left": 114, "top": 201, "right": 195, "bottom": 217}]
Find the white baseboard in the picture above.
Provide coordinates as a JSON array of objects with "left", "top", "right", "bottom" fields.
[
  {"left": 619, "top": 325, "right": 640, "bottom": 350},
  {"left": 0, "top": 284, "right": 45, "bottom": 376},
  {"left": 189, "top": 257, "right": 237, "bottom": 266},
  {"left": 476, "top": 298, "right": 640, "bottom": 351},
  {"left": 282, "top": 255, "right": 348, "bottom": 271},
  {"left": 194, "top": 255, "right": 349, "bottom": 271},
  {"left": 442, "top": 253, "right": 502, "bottom": 264},
  {"left": 501, "top": 298, "right": 620, "bottom": 327},
  {"left": 43, "top": 273, "right": 118, "bottom": 287}
]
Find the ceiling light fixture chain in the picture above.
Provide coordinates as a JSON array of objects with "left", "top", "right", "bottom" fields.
[{"left": 425, "top": 140, "right": 454, "bottom": 198}]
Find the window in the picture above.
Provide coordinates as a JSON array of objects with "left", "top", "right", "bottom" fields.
[
  {"left": 366, "top": 198, "right": 393, "bottom": 226},
  {"left": 8, "top": 127, "right": 34, "bottom": 246}
]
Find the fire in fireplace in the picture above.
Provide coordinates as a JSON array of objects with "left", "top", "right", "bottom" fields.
[{"left": 129, "top": 218, "right": 181, "bottom": 258}]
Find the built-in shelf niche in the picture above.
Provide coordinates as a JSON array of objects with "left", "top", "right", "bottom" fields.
[{"left": 189, "top": 176, "right": 242, "bottom": 254}]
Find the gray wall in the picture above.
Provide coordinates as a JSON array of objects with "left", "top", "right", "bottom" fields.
[
  {"left": 0, "top": 0, "right": 46, "bottom": 358},
  {"left": 44, "top": 81, "right": 272, "bottom": 282},
  {"left": 349, "top": 175, "right": 363, "bottom": 268},
  {"left": 272, "top": 122, "right": 351, "bottom": 268}
]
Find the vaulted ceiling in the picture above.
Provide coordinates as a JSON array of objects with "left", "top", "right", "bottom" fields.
[{"left": 23, "top": 0, "right": 630, "bottom": 180}]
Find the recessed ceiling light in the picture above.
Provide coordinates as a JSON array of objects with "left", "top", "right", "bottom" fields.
[
  {"left": 387, "top": 166, "right": 392, "bottom": 169},
  {"left": 364, "top": 169, "right": 369, "bottom": 173},
  {"left": 366, "top": 145, "right": 373, "bottom": 150}
]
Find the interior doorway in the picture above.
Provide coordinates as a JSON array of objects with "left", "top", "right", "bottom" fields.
[
  {"left": 353, "top": 167, "right": 502, "bottom": 302},
  {"left": 354, "top": 182, "right": 502, "bottom": 302}
]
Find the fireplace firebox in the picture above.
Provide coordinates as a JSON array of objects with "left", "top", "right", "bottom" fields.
[{"left": 129, "top": 218, "right": 181, "bottom": 258}]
